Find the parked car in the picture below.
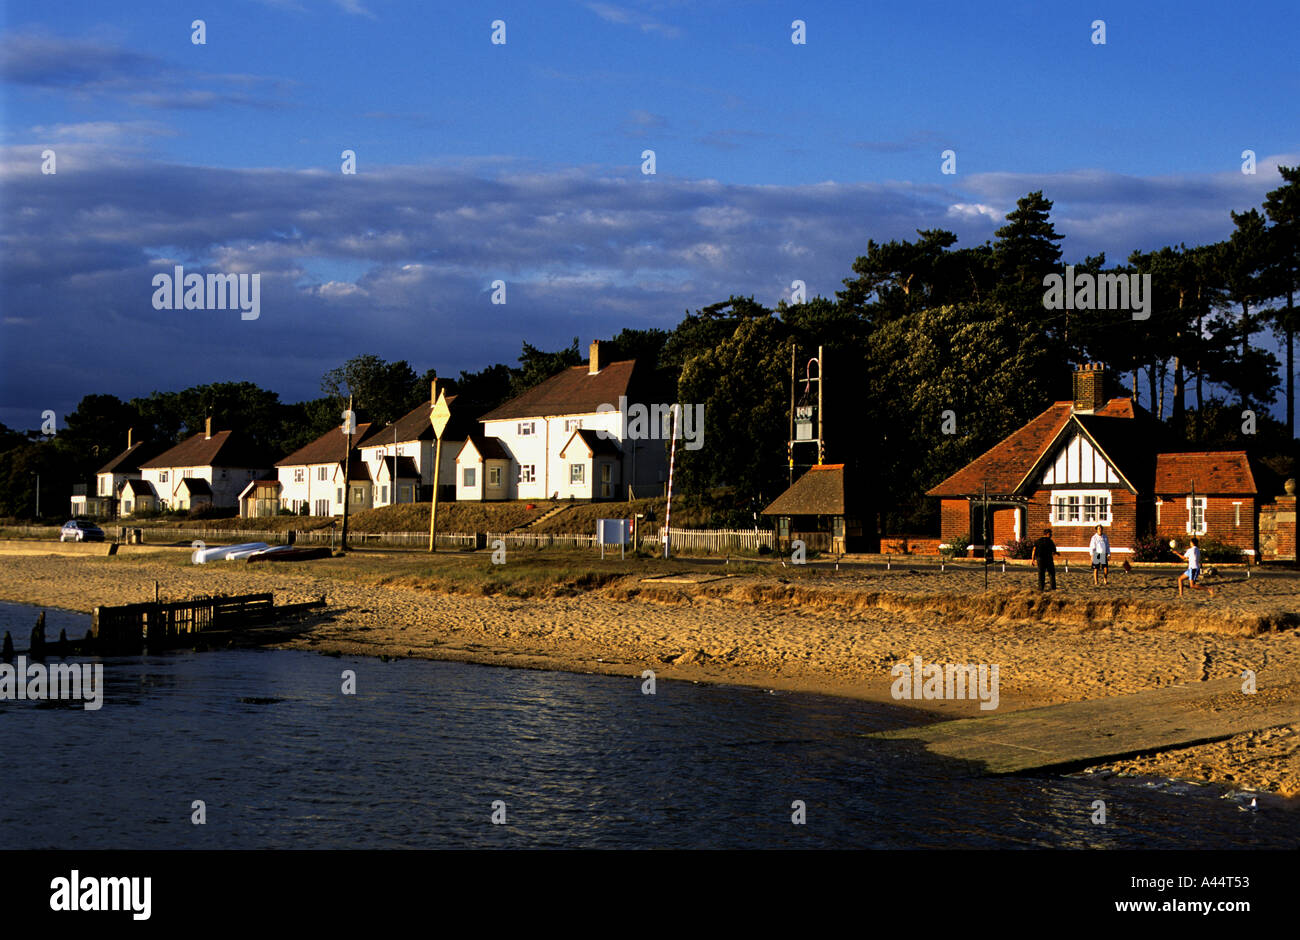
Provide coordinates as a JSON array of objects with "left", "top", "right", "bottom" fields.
[{"left": 60, "top": 520, "right": 105, "bottom": 542}]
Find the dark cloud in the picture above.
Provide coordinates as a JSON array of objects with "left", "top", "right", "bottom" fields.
[{"left": 2, "top": 145, "right": 1295, "bottom": 428}]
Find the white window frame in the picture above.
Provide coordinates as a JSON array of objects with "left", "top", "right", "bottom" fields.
[
  {"left": 570, "top": 463, "right": 585, "bottom": 484},
  {"left": 518, "top": 464, "right": 536, "bottom": 484},
  {"left": 317, "top": 466, "right": 328, "bottom": 481},
  {"left": 1233, "top": 501, "right": 1242, "bottom": 528},
  {"left": 1187, "top": 496, "right": 1207, "bottom": 535},
  {"left": 294, "top": 468, "right": 304, "bottom": 483},
  {"left": 488, "top": 466, "right": 502, "bottom": 487},
  {"left": 463, "top": 467, "right": 476, "bottom": 487},
  {"left": 158, "top": 471, "right": 168, "bottom": 483},
  {"left": 1051, "top": 489, "right": 1111, "bottom": 526},
  {"left": 565, "top": 419, "right": 583, "bottom": 432},
  {"left": 517, "top": 421, "right": 535, "bottom": 436}
]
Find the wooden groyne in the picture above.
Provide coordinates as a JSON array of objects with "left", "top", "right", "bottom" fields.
[
  {"left": 90, "top": 593, "right": 326, "bottom": 652},
  {"left": 1, "top": 593, "right": 327, "bottom": 658}
]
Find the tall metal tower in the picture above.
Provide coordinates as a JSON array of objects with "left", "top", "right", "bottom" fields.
[{"left": 787, "top": 344, "right": 825, "bottom": 484}]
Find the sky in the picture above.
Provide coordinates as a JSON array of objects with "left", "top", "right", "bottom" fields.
[{"left": 2, "top": 0, "right": 1299, "bottom": 430}]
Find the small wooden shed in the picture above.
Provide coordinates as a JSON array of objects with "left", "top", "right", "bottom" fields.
[{"left": 762, "top": 463, "right": 870, "bottom": 554}]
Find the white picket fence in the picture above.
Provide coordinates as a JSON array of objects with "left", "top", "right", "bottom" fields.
[
  {"left": 3, "top": 523, "right": 775, "bottom": 554},
  {"left": 647, "top": 527, "right": 775, "bottom": 552}
]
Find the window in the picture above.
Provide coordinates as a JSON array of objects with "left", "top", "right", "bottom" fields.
[
  {"left": 565, "top": 419, "right": 583, "bottom": 431},
  {"left": 463, "top": 467, "right": 477, "bottom": 487},
  {"left": 353, "top": 487, "right": 365, "bottom": 502},
  {"left": 317, "top": 467, "right": 328, "bottom": 481},
  {"left": 380, "top": 485, "right": 388, "bottom": 503},
  {"left": 294, "top": 468, "right": 304, "bottom": 483},
  {"left": 158, "top": 471, "right": 168, "bottom": 483},
  {"left": 518, "top": 464, "right": 536, "bottom": 484},
  {"left": 570, "top": 463, "right": 585, "bottom": 484},
  {"left": 337, "top": 488, "right": 343, "bottom": 504},
  {"left": 1233, "top": 502, "right": 1242, "bottom": 527},
  {"left": 488, "top": 466, "right": 502, "bottom": 487},
  {"left": 399, "top": 486, "right": 411, "bottom": 501},
  {"left": 1187, "top": 497, "right": 1206, "bottom": 535},
  {"left": 601, "top": 464, "right": 612, "bottom": 483},
  {"left": 124, "top": 501, "right": 132, "bottom": 513},
  {"left": 517, "top": 421, "right": 535, "bottom": 436},
  {"left": 315, "top": 499, "right": 330, "bottom": 516},
  {"left": 1051, "top": 490, "right": 1110, "bottom": 525}
]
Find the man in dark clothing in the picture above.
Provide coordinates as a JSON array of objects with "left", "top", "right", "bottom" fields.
[{"left": 1030, "top": 527, "right": 1058, "bottom": 591}]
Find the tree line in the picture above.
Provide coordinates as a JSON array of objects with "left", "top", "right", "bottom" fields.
[{"left": 2, "top": 167, "right": 1296, "bottom": 528}]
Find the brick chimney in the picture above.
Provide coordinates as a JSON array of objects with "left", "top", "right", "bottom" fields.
[
  {"left": 204, "top": 416, "right": 212, "bottom": 440},
  {"left": 127, "top": 427, "right": 133, "bottom": 449},
  {"left": 588, "top": 340, "right": 601, "bottom": 375},
  {"left": 1072, "top": 363, "right": 1106, "bottom": 413},
  {"left": 430, "top": 376, "right": 438, "bottom": 405}
]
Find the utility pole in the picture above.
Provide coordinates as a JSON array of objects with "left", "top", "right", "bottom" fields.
[
  {"left": 340, "top": 395, "right": 355, "bottom": 553},
  {"left": 34, "top": 473, "right": 40, "bottom": 519}
]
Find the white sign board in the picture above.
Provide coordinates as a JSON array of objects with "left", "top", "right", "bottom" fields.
[{"left": 597, "top": 518, "right": 632, "bottom": 545}]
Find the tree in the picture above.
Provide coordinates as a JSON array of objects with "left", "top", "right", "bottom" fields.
[
  {"left": 865, "top": 302, "right": 1057, "bottom": 530},
  {"left": 1263, "top": 165, "right": 1300, "bottom": 438},
  {"left": 675, "top": 316, "right": 790, "bottom": 503},
  {"left": 992, "top": 191, "right": 1065, "bottom": 316},
  {"left": 321, "top": 355, "right": 422, "bottom": 426},
  {"left": 1214, "top": 211, "right": 1279, "bottom": 411},
  {"left": 513, "top": 338, "right": 581, "bottom": 396}
]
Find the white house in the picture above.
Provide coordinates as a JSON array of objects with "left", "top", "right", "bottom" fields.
[
  {"left": 275, "top": 421, "right": 374, "bottom": 517},
  {"left": 461, "top": 341, "right": 668, "bottom": 501},
  {"left": 135, "top": 419, "right": 271, "bottom": 512},
  {"left": 72, "top": 429, "right": 165, "bottom": 518},
  {"left": 357, "top": 382, "right": 467, "bottom": 506},
  {"left": 455, "top": 432, "right": 511, "bottom": 501}
]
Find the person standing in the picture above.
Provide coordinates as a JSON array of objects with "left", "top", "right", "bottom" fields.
[
  {"left": 1030, "top": 527, "right": 1058, "bottom": 591},
  {"left": 1177, "top": 537, "right": 1215, "bottom": 598},
  {"left": 1089, "top": 524, "right": 1111, "bottom": 586}
]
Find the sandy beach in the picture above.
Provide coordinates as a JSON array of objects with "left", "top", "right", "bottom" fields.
[{"left": 2, "top": 544, "right": 1296, "bottom": 798}]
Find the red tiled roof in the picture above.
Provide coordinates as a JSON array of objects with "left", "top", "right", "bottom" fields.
[
  {"left": 276, "top": 423, "right": 373, "bottom": 467},
  {"left": 97, "top": 440, "right": 169, "bottom": 475},
  {"left": 926, "top": 398, "right": 1136, "bottom": 497},
  {"left": 357, "top": 395, "right": 470, "bottom": 449},
  {"left": 457, "top": 432, "right": 509, "bottom": 462},
  {"left": 480, "top": 361, "right": 638, "bottom": 421},
  {"left": 1155, "top": 452, "right": 1257, "bottom": 494},
  {"left": 560, "top": 428, "right": 621, "bottom": 459},
  {"left": 376, "top": 456, "right": 420, "bottom": 480},
  {"left": 140, "top": 430, "right": 268, "bottom": 470},
  {"left": 123, "top": 479, "right": 154, "bottom": 497}
]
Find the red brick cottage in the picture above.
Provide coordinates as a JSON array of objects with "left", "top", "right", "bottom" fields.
[{"left": 926, "top": 364, "right": 1286, "bottom": 562}]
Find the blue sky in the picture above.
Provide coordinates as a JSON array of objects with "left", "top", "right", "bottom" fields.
[{"left": 2, "top": 0, "right": 1298, "bottom": 429}]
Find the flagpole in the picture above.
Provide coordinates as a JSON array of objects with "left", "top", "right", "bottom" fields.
[{"left": 663, "top": 403, "right": 680, "bottom": 559}]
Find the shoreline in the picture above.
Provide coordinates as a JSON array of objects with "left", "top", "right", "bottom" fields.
[{"left": 1, "top": 547, "right": 1296, "bottom": 799}]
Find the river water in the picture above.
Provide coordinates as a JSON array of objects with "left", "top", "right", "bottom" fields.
[{"left": 0, "top": 601, "right": 1294, "bottom": 849}]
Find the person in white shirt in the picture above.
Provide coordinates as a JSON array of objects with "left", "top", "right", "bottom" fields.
[
  {"left": 1177, "top": 537, "right": 1215, "bottom": 598},
  {"left": 1088, "top": 525, "right": 1110, "bottom": 586}
]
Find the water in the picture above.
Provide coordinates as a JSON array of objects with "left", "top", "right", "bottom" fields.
[{"left": 0, "top": 601, "right": 1295, "bottom": 848}]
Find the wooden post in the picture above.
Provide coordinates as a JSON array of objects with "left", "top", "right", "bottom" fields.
[{"left": 428, "top": 436, "right": 443, "bottom": 552}]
